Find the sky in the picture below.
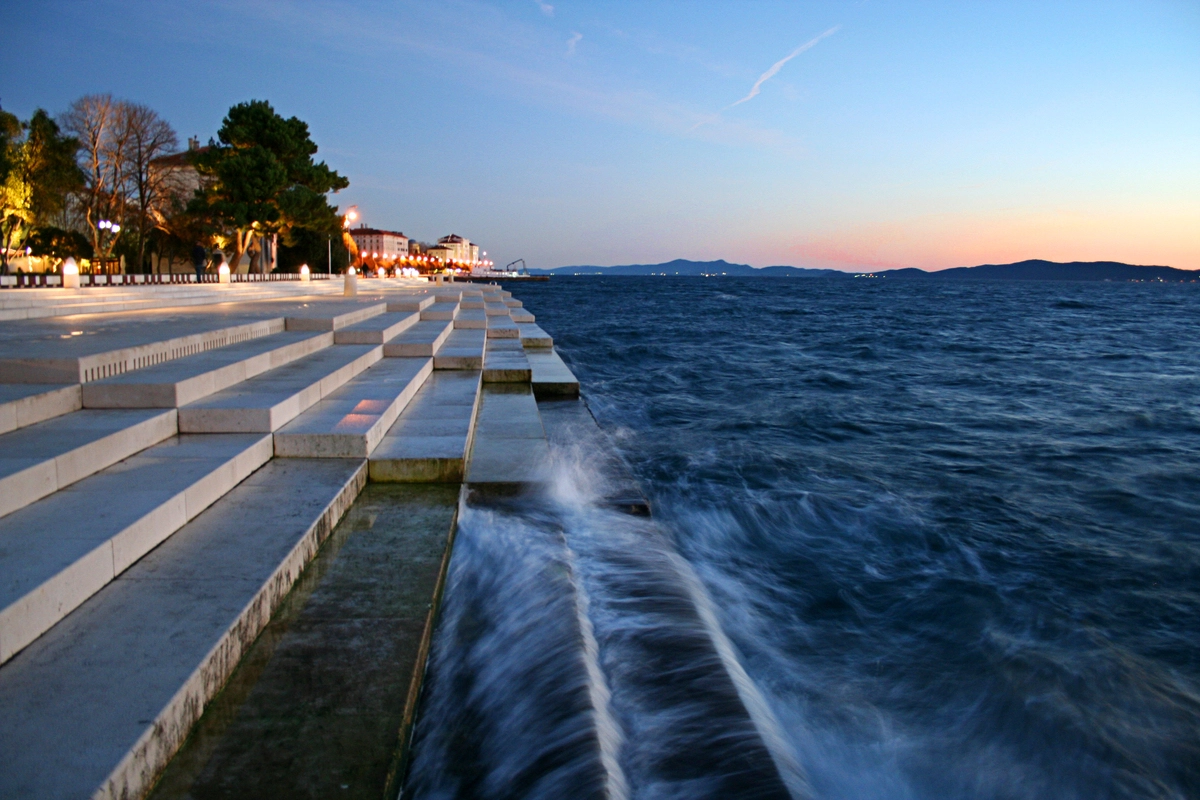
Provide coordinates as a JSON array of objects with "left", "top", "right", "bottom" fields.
[{"left": 2, "top": 0, "right": 1197, "bottom": 271}]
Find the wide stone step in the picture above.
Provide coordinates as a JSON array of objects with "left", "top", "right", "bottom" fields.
[
  {"left": 482, "top": 338, "right": 531, "bottom": 383},
  {"left": 369, "top": 370, "right": 481, "bottom": 482},
  {"left": 503, "top": 298, "right": 522, "bottom": 308},
  {"left": 0, "top": 433, "right": 273, "bottom": 666},
  {"left": 0, "top": 458, "right": 365, "bottom": 800},
  {"left": 464, "top": 384, "right": 551, "bottom": 489},
  {"left": 510, "top": 308, "right": 536, "bottom": 323},
  {"left": 383, "top": 319, "right": 454, "bottom": 357},
  {"left": 452, "top": 308, "right": 487, "bottom": 329},
  {"left": 274, "top": 357, "right": 432, "bottom": 458},
  {"left": 433, "top": 329, "right": 486, "bottom": 370},
  {"left": 485, "top": 314, "right": 519, "bottom": 339},
  {"left": 283, "top": 301, "right": 387, "bottom": 331},
  {"left": 0, "top": 409, "right": 177, "bottom": 519},
  {"left": 80, "top": 331, "right": 332, "bottom": 408},
  {"left": 484, "top": 302, "right": 510, "bottom": 316},
  {"left": 179, "top": 345, "right": 381, "bottom": 433},
  {"left": 332, "top": 311, "right": 420, "bottom": 344},
  {"left": 518, "top": 323, "right": 553, "bottom": 348},
  {"left": 0, "top": 384, "right": 81, "bottom": 435},
  {"left": 419, "top": 302, "right": 459, "bottom": 321},
  {"left": 384, "top": 295, "right": 435, "bottom": 312},
  {"left": 528, "top": 348, "right": 581, "bottom": 398},
  {"left": 0, "top": 316, "right": 285, "bottom": 384}
]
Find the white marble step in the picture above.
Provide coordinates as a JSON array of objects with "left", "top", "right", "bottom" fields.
[
  {"left": 178, "top": 345, "right": 381, "bottom": 433},
  {"left": 0, "top": 409, "right": 177, "bottom": 520},
  {"left": 381, "top": 319, "right": 453, "bottom": 357},
  {"left": 517, "top": 323, "right": 553, "bottom": 348},
  {"left": 282, "top": 301, "right": 387, "bottom": 331},
  {"left": 0, "top": 384, "right": 81, "bottom": 435},
  {"left": 485, "top": 314, "right": 520, "bottom": 339},
  {"left": 0, "top": 458, "right": 365, "bottom": 800},
  {"left": 433, "top": 329, "right": 486, "bottom": 370},
  {"left": 384, "top": 295, "right": 435, "bottom": 312},
  {"left": 452, "top": 308, "right": 487, "bottom": 329},
  {"left": 273, "top": 357, "right": 432, "bottom": 458},
  {"left": 80, "top": 331, "right": 332, "bottom": 408},
  {"left": 528, "top": 348, "right": 581, "bottom": 398},
  {"left": 510, "top": 308, "right": 536, "bottom": 323},
  {"left": 482, "top": 338, "right": 532, "bottom": 383},
  {"left": 464, "top": 384, "right": 551, "bottom": 488},
  {"left": 0, "top": 433, "right": 273, "bottom": 666},
  {"left": 484, "top": 302, "right": 510, "bottom": 316},
  {"left": 419, "top": 302, "right": 459, "bottom": 321},
  {"left": 368, "top": 370, "right": 481, "bottom": 483},
  {"left": 332, "top": 311, "right": 420, "bottom": 344}
]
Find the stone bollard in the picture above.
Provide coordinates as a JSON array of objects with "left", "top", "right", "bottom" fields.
[
  {"left": 344, "top": 268, "right": 358, "bottom": 297},
  {"left": 218, "top": 263, "right": 231, "bottom": 284},
  {"left": 300, "top": 265, "right": 310, "bottom": 282},
  {"left": 62, "top": 258, "right": 80, "bottom": 289}
]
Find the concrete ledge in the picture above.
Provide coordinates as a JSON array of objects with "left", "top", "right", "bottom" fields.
[
  {"left": 518, "top": 323, "right": 553, "bottom": 348},
  {"left": 384, "top": 295, "right": 435, "bottom": 312},
  {"left": 485, "top": 315, "right": 520, "bottom": 339},
  {"left": 0, "top": 384, "right": 81, "bottom": 435},
  {"left": 419, "top": 302, "right": 459, "bottom": 321},
  {"left": 284, "top": 302, "right": 387, "bottom": 331},
  {"left": 482, "top": 339, "right": 532, "bottom": 383},
  {"left": 464, "top": 384, "right": 551, "bottom": 488},
  {"left": 0, "top": 458, "right": 366, "bottom": 800}
]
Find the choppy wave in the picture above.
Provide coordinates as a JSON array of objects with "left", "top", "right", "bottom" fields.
[{"left": 408, "top": 278, "right": 1200, "bottom": 799}]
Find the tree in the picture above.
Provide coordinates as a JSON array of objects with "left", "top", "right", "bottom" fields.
[
  {"left": 61, "top": 94, "right": 130, "bottom": 260},
  {"left": 189, "top": 100, "right": 348, "bottom": 273},
  {"left": 121, "top": 103, "right": 180, "bottom": 272},
  {"left": 0, "top": 109, "right": 83, "bottom": 273}
]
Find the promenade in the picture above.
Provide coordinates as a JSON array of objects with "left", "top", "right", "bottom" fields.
[{"left": 0, "top": 277, "right": 578, "bottom": 798}]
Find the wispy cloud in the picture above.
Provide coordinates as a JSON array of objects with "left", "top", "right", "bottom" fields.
[
  {"left": 566, "top": 31, "right": 582, "bottom": 56},
  {"left": 728, "top": 26, "right": 840, "bottom": 108},
  {"left": 535, "top": 0, "right": 554, "bottom": 16}
]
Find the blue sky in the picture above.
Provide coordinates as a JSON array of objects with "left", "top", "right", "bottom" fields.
[{"left": 2, "top": 0, "right": 1197, "bottom": 271}]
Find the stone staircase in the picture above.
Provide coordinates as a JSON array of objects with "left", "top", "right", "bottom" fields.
[{"left": 0, "top": 279, "right": 578, "bottom": 799}]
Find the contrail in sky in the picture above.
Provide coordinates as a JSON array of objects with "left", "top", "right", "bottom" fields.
[{"left": 727, "top": 25, "right": 841, "bottom": 108}]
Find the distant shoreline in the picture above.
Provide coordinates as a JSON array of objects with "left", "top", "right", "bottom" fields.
[{"left": 532, "top": 259, "right": 1198, "bottom": 282}]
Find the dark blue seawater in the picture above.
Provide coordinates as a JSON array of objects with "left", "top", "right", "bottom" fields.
[{"left": 408, "top": 277, "right": 1200, "bottom": 800}]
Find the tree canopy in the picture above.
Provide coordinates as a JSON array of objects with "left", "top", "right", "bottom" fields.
[{"left": 189, "top": 100, "right": 348, "bottom": 272}]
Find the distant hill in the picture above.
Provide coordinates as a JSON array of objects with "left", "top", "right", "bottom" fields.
[
  {"left": 531, "top": 259, "right": 842, "bottom": 277},
  {"left": 533, "top": 258, "right": 1197, "bottom": 281}
]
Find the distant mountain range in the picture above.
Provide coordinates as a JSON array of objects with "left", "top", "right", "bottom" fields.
[{"left": 532, "top": 259, "right": 1197, "bottom": 281}]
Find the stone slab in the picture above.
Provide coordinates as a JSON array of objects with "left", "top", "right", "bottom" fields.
[
  {"left": 482, "top": 338, "right": 532, "bottom": 383},
  {"left": 273, "top": 357, "right": 432, "bottom": 458},
  {"left": 419, "top": 303, "right": 459, "bottom": 321},
  {"left": 178, "top": 345, "right": 381, "bottom": 433},
  {"left": 483, "top": 303, "right": 510, "bottom": 316},
  {"left": 384, "top": 295, "right": 435, "bottom": 312},
  {"left": 332, "top": 311, "right": 420, "bottom": 344},
  {"left": 452, "top": 308, "right": 487, "bottom": 329},
  {"left": 510, "top": 309, "right": 536, "bottom": 323},
  {"left": 283, "top": 301, "right": 387, "bottom": 331},
  {"left": 0, "top": 433, "right": 273, "bottom": 666},
  {"left": 0, "top": 458, "right": 366, "bottom": 800},
  {"left": 0, "top": 409, "right": 178, "bottom": 519},
  {"left": 0, "top": 383, "right": 81, "bottom": 435},
  {"left": 485, "top": 315, "right": 520, "bottom": 339},
  {"left": 464, "top": 384, "right": 551, "bottom": 488},
  {"left": 369, "top": 371, "right": 481, "bottom": 483},
  {"left": 80, "top": 331, "right": 332, "bottom": 408},
  {"left": 527, "top": 348, "right": 581, "bottom": 398},
  {"left": 382, "top": 319, "right": 454, "bottom": 358},
  {"left": 432, "top": 329, "right": 486, "bottom": 370},
  {"left": 518, "top": 323, "right": 553, "bottom": 348}
]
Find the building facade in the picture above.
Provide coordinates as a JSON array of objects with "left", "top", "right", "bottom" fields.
[
  {"left": 348, "top": 227, "right": 410, "bottom": 259},
  {"left": 428, "top": 234, "right": 479, "bottom": 264}
]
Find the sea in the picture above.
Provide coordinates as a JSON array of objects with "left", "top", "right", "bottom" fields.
[{"left": 405, "top": 277, "right": 1200, "bottom": 800}]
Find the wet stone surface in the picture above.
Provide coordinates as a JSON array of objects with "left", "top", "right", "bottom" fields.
[{"left": 147, "top": 483, "right": 459, "bottom": 800}]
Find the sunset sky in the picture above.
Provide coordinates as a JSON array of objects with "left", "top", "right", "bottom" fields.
[{"left": 3, "top": 0, "right": 1197, "bottom": 271}]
